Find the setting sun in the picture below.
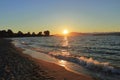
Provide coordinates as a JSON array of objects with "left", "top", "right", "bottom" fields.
[{"left": 63, "top": 29, "right": 69, "bottom": 35}]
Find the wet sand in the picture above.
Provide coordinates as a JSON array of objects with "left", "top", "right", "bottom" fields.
[{"left": 0, "top": 38, "right": 95, "bottom": 80}]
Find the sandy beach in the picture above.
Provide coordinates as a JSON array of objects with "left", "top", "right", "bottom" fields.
[{"left": 0, "top": 38, "right": 95, "bottom": 80}]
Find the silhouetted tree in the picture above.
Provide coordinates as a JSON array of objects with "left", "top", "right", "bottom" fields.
[
  {"left": 32, "top": 32, "right": 36, "bottom": 36},
  {"left": 0, "top": 30, "right": 8, "bottom": 37},
  {"left": 25, "top": 32, "right": 31, "bottom": 37},
  {"left": 0, "top": 29, "right": 51, "bottom": 37},
  {"left": 17, "top": 31, "right": 24, "bottom": 37},
  {"left": 7, "top": 29, "right": 14, "bottom": 37},
  {"left": 44, "top": 30, "right": 50, "bottom": 36},
  {"left": 37, "top": 32, "right": 42, "bottom": 36}
]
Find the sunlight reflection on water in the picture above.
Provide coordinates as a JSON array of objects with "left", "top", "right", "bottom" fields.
[
  {"left": 59, "top": 60, "right": 67, "bottom": 67},
  {"left": 62, "top": 36, "right": 68, "bottom": 47}
]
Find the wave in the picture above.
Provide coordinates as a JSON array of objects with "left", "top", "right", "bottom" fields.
[
  {"left": 34, "top": 44, "right": 70, "bottom": 49},
  {"left": 84, "top": 46, "right": 120, "bottom": 51},
  {"left": 48, "top": 52, "right": 120, "bottom": 75}
]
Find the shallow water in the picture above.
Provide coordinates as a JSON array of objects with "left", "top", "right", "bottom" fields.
[{"left": 11, "top": 35, "right": 120, "bottom": 80}]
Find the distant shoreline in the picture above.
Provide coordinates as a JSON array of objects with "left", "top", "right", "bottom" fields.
[
  {"left": 54, "top": 32, "right": 120, "bottom": 36},
  {"left": 0, "top": 29, "right": 50, "bottom": 38}
]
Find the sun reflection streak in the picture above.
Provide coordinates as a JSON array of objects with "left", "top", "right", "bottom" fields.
[
  {"left": 59, "top": 60, "right": 67, "bottom": 67},
  {"left": 62, "top": 36, "right": 68, "bottom": 47}
]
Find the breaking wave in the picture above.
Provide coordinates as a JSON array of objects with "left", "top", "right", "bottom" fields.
[{"left": 48, "top": 51, "right": 120, "bottom": 75}]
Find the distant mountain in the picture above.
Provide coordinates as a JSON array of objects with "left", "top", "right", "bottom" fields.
[
  {"left": 54, "top": 32, "right": 89, "bottom": 36},
  {"left": 69, "top": 32, "right": 89, "bottom": 36},
  {"left": 54, "top": 32, "right": 120, "bottom": 36},
  {"left": 92, "top": 32, "right": 120, "bottom": 36},
  {"left": 69, "top": 32, "right": 120, "bottom": 36}
]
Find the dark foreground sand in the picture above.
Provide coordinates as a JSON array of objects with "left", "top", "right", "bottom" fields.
[{"left": 0, "top": 38, "right": 95, "bottom": 80}]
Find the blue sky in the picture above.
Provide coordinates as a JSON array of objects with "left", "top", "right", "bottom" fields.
[{"left": 0, "top": 0, "right": 120, "bottom": 34}]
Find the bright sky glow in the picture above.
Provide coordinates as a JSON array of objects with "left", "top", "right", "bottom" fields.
[
  {"left": 63, "top": 29, "right": 69, "bottom": 35},
  {"left": 0, "top": 0, "right": 120, "bottom": 34}
]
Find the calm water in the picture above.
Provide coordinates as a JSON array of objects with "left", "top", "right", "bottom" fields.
[{"left": 11, "top": 35, "right": 120, "bottom": 80}]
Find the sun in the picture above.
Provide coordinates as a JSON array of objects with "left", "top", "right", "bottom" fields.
[{"left": 63, "top": 29, "right": 69, "bottom": 35}]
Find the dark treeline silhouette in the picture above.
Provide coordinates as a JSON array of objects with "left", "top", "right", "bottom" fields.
[{"left": 0, "top": 29, "right": 50, "bottom": 38}]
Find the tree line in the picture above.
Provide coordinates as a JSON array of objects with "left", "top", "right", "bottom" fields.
[{"left": 0, "top": 29, "right": 50, "bottom": 38}]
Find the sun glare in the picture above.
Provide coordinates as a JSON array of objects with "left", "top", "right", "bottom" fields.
[{"left": 63, "top": 29, "right": 69, "bottom": 35}]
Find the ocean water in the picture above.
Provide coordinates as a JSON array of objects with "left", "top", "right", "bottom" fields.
[{"left": 11, "top": 35, "right": 120, "bottom": 80}]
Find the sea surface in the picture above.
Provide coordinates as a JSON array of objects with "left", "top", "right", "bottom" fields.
[{"left": 11, "top": 35, "right": 120, "bottom": 80}]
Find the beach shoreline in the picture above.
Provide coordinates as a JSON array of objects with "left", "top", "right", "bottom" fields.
[{"left": 0, "top": 38, "right": 95, "bottom": 80}]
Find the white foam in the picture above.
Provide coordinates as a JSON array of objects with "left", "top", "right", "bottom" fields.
[{"left": 49, "top": 51, "right": 120, "bottom": 75}]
